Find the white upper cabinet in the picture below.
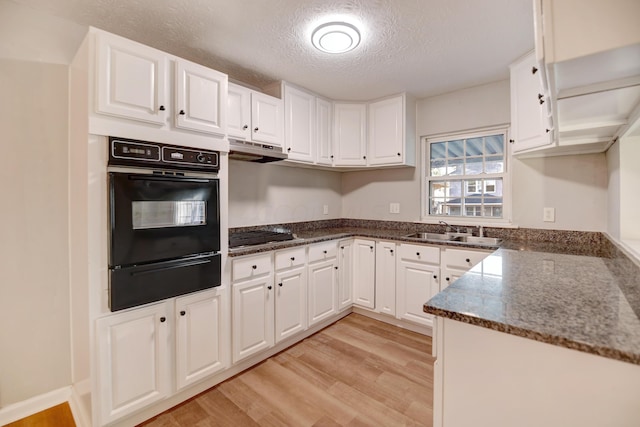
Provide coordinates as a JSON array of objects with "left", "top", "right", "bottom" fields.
[
  {"left": 334, "top": 95, "right": 415, "bottom": 168},
  {"left": 96, "top": 31, "right": 168, "bottom": 125},
  {"left": 316, "top": 98, "right": 334, "bottom": 166},
  {"left": 510, "top": 51, "right": 553, "bottom": 153},
  {"left": 333, "top": 103, "right": 367, "bottom": 166},
  {"left": 284, "top": 84, "right": 315, "bottom": 163},
  {"left": 523, "top": 0, "right": 640, "bottom": 156},
  {"left": 227, "top": 83, "right": 252, "bottom": 140},
  {"left": 228, "top": 83, "right": 283, "bottom": 146},
  {"left": 251, "top": 92, "right": 283, "bottom": 146},
  {"left": 368, "top": 94, "right": 415, "bottom": 166},
  {"left": 175, "top": 59, "right": 227, "bottom": 136}
]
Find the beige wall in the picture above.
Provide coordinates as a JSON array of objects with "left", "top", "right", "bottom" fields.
[
  {"left": 228, "top": 161, "right": 342, "bottom": 227},
  {"left": 342, "top": 79, "right": 608, "bottom": 231},
  {"left": 0, "top": 59, "right": 71, "bottom": 407}
]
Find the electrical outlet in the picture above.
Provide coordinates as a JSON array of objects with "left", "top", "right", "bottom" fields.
[
  {"left": 390, "top": 203, "right": 400, "bottom": 214},
  {"left": 323, "top": 205, "right": 329, "bottom": 215},
  {"left": 543, "top": 207, "right": 555, "bottom": 222}
]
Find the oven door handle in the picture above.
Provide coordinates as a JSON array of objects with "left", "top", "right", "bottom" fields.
[
  {"left": 129, "top": 175, "right": 213, "bottom": 184},
  {"left": 131, "top": 258, "right": 212, "bottom": 277}
]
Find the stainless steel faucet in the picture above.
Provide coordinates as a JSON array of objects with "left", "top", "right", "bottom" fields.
[{"left": 439, "top": 220, "right": 459, "bottom": 233}]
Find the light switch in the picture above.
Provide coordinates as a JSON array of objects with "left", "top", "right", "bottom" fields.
[
  {"left": 323, "top": 205, "right": 329, "bottom": 215},
  {"left": 390, "top": 203, "right": 400, "bottom": 214}
]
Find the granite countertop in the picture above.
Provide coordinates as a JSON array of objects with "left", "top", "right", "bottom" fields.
[
  {"left": 424, "top": 248, "right": 640, "bottom": 365},
  {"left": 229, "top": 221, "right": 640, "bottom": 364},
  {"left": 229, "top": 227, "right": 503, "bottom": 257}
]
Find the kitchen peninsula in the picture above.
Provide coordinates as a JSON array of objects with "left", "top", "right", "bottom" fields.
[{"left": 424, "top": 237, "right": 640, "bottom": 426}]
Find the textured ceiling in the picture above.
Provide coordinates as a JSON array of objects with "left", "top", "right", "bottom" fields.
[{"left": 9, "top": 0, "right": 534, "bottom": 100}]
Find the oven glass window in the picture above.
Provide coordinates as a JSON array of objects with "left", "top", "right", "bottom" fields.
[{"left": 132, "top": 201, "right": 206, "bottom": 229}]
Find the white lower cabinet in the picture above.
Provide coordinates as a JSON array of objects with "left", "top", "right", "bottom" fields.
[
  {"left": 96, "top": 302, "right": 171, "bottom": 425},
  {"left": 353, "top": 239, "right": 376, "bottom": 309},
  {"left": 96, "top": 287, "right": 227, "bottom": 425},
  {"left": 396, "top": 244, "right": 441, "bottom": 327},
  {"left": 232, "top": 248, "right": 308, "bottom": 363},
  {"left": 375, "top": 241, "right": 397, "bottom": 316},
  {"left": 338, "top": 239, "right": 354, "bottom": 310},
  {"left": 274, "top": 247, "right": 308, "bottom": 342},
  {"left": 440, "top": 247, "right": 490, "bottom": 290},
  {"left": 175, "top": 289, "right": 228, "bottom": 391},
  {"left": 232, "top": 253, "right": 275, "bottom": 363},
  {"left": 308, "top": 241, "right": 339, "bottom": 326}
]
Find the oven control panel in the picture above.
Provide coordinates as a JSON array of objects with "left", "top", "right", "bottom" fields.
[{"left": 109, "top": 137, "right": 219, "bottom": 172}]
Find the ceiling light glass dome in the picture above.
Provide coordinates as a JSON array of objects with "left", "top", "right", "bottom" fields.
[{"left": 311, "top": 22, "right": 361, "bottom": 54}]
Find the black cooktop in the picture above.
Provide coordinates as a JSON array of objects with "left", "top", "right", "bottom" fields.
[{"left": 229, "top": 230, "right": 297, "bottom": 249}]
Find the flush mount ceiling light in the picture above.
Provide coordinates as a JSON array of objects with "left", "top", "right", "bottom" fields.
[{"left": 311, "top": 22, "right": 361, "bottom": 54}]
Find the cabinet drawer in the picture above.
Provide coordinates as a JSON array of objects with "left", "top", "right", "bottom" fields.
[
  {"left": 274, "top": 246, "right": 306, "bottom": 270},
  {"left": 398, "top": 243, "right": 440, "bottom": 265},
  {"left": 308, "top": 241, "right": 338, "bottom": 263},
  {"left": 442, "top": 248, "right": 489, "bottom": 270},
  {"left": 232, "top": 253, "right": 272, "bottom": 281}
]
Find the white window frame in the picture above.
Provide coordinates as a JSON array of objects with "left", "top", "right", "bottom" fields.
[{"left": 421, "top": 125, "right": 512, "bottom": 225}]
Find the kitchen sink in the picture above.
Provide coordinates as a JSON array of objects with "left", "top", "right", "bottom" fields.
[
  {"left": 405, "top": 232, "right": 454, "bottom": 241},
  {"left": 451, "top": 235, "right": 503, "bottom": 246},
  {"left": 404, "top": 232, "right": 502, "bottom": 247}
]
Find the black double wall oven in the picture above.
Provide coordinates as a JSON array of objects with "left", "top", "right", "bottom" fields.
[{"left": 108, "top": 137, "right": 221, "bottom": 311}]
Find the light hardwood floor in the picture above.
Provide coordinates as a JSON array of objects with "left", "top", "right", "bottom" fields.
[{"left": 140, "top": 313, "right": 434, "bottom": 426}]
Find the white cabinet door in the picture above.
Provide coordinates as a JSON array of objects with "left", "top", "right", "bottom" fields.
[
  {"left": 353, "top": 239, "right": 376, "bottom": 309},
  {"left": 308, "top": 259, "right": 338, "bottom": 326},
  {"left": 510, "top": 51, "right": 553, "bottom": 152},
  {"left": 274, "top": 265, "right": 307, "bottom": 342},
  {"left": 396, "top": 260, "right": 440, "bottom": 327},
  {"left": 227, "top": 83, "right": 252, "bottom": 140},
  {"left": 338, "top": 240, "right": 354, "bottom": 310},
  {"left": 175, "top": 289, "right": 227, "bottom": 391},
  {"left": 333, "top": 103, "right": 367, "bottom": 166},
  {"left": 251, "top": 92, "right": 283, "bottom": 146},
  {"left": 441, "top": 269, "right": 464, "bottom": 290},
  {"left": 175, "top": 59, "right": 227, "bottom": 136},
  {"left": 375, "top": 241, "right": 396, "bottom": 316},
  {"left": 96, "top": 302, "right": 170, "bottom": 425},
  {"left": 232, "top": 275, "right": 275, "bottom": 363},
  {"left": 284, "top": 85, "right": 315, "bottom": 163},
  {"left": 96, "top": 32, "right": 167, "bottom": 125},
  {"left": 440, "top": 247, "right": 490, "bottom": 290},
  {"left": 368, "top": 95, "right": 404, "bottom": 165},
  {"left": 316, "top": 98, "right": 333, "bottom": 166}
]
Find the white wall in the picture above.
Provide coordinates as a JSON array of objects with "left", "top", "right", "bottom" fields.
[
  {"left": 619, "top": 136, "right": 640, "bottom": 240},
  {"left": 228, "top": 161, "right": 342, "bottom": 227},
  {"left": 342, "top": 79, "right": 608, "bottom": 231},
  {"left": 0, "top": 1, "right": 85, "bottom": 65},
  {"left": 607, "top": 140, "right": 621, "bottom": 240},
  {"left": 511, "top": 154, "right": 607, "bottom": 231},
  {"left": 0, "top": 59, "right": 71, "bottom": 407}
]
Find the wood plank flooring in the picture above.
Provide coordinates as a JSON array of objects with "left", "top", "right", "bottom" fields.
[
  {"left": 140, "top": 313, "right": 435, "bottom": 427},
  {"left": 5, "top": 402, "right": 75, "bottom": 427}
]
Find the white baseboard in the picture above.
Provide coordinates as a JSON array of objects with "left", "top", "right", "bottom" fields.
[
  {"left": 0, "top": 386, "right": 71, "bottom": 426},
  {"left": 69, "top": 379, "right": 92, "bottom": 427}
]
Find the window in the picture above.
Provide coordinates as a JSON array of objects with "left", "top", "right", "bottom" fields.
[{"left": 424, "top": 128, "right": 508, "bottom": 221}]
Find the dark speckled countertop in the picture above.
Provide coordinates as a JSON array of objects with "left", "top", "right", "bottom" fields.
[
  {"left": 424, "top": 247, "right": 640, "bottom": 365},
  {"left": 229, "top": 219, "right": 640, "bottom": 364}
]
